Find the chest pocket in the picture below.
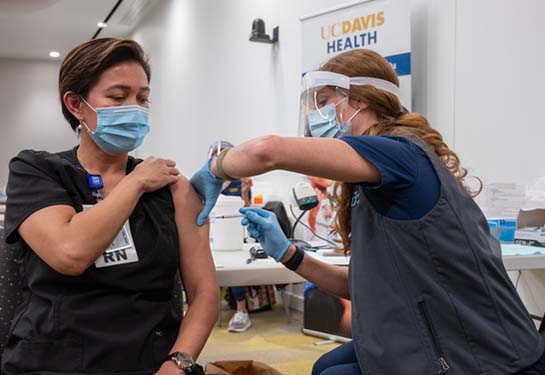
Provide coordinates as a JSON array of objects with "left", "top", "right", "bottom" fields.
[
  {"left": 131, "top": 189, "right": 179, "bottom": 267},
  {"left": 81, "top": 205, "right": 141, "bottom": 269},
  {"left": 81, "top": 187, "right": 179, "bottom": 292}
]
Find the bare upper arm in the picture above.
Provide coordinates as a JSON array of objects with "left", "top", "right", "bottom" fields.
[
  {"left": 272, "top": 136, "right": 380, "bottom": 184},
  {"left": 170, "top": 177, "right": 217, "bottom": 301},
  {"left": 226, "top": 135, "right": 380, "bottom": 184}
]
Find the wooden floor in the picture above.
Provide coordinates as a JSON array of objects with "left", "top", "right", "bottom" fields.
[{"left": 199, "top": 305, "right": 341, "bottom": 375}]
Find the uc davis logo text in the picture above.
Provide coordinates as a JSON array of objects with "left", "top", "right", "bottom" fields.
[{"left": 321, "top": 11, "right": 384, "bottom": 54}]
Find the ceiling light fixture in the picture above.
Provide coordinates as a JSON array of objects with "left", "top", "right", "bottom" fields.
[{"left": 49, "top": 51, "right": 60, "bottom": 58}]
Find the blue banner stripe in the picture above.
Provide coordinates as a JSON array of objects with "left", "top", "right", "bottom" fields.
[{"left": 385, "top": 52, "right": 411, "bottom": 76}]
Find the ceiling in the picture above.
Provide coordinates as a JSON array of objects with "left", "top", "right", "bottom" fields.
[{"left": 0, "top": 0, "right": 160, "bottom": 61}]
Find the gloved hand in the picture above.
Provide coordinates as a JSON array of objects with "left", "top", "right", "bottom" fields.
[
  {"left": 240, "top": 207, "right": 291, "bottom": 262},
  {"left": 189, "top": 158, "right": 225, "bottom": 226}
]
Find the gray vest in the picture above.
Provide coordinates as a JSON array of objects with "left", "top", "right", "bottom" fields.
[{"left": 349, "top": 137, "right": 544, "bottom": 375}]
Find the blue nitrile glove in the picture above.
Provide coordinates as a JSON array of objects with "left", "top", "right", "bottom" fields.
[
  {"left": 240, "top": 207, "right": 291, "bottom": 262},
  {"left": 190, "top": 158, "right": 225, "bottom": 226}
]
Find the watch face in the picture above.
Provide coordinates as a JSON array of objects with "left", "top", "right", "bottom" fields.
[{"left": 174, "top": 352, "right": 194, "bottom": 369}]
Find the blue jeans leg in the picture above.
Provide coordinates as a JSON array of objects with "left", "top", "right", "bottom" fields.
[
  {"left": 514, "top": 351, "right": 545, "bottom": 374},
  {"left": 230, "top": 286, "right": 247, "bottom": 302},
  {"left": 312, "top": 341, "right": 362, "bottom": 375},
  {"left": 319, "top": 363, "right": 362, "bottom": 375}
]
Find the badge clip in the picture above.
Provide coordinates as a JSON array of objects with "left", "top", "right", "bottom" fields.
[{"left": 87, "top": 174, "right": 104, "bottom": 202}]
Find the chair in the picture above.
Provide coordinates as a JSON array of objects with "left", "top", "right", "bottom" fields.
[
  {"left": 0, "top": 228, "right": 24, "bottom": 364},
  {"left": 263, "top": 201, "right": 292, "bottom": 238},
  {"left": 302, "top": 287, "right": 352, "bottom": 344}
]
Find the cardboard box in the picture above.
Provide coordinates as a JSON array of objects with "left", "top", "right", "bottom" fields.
[{"left": 514, "top": 209, "right": 545, "bottom": 247}]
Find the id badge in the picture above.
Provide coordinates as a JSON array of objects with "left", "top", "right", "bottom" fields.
[{"left": 83, "top": 205, "right": 140, "bottom": 268}]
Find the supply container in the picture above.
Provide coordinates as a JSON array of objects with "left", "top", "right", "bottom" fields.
[{"left": 487, "top": 218, "right": 517, "bottom": 243}]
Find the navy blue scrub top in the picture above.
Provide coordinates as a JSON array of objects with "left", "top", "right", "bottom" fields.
[
  {"left": 221, "top": 179, "right": 252, "bottom": 202},
  {"left": 341, "top": 135, "right": 441, "bottom": 220}
]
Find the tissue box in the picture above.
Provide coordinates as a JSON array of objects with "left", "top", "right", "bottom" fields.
[{"left": 514, "top": 209, "right": 545, "bottom": 247}]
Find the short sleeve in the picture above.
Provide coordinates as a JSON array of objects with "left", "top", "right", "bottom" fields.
[
  {"left": 4, "top": 150, "right": 73, "bottom": 244},
  {"left": 341, "top": 135, "right": 419, "bottom": 190},
  {"left": 221, "top": 180, "right": 242, "bottom": 196}
]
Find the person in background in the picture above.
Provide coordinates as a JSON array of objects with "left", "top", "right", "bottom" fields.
[
  {"left": 307, "top": 176, "right": 334, "bottom": 241},
  {"left": 208, "top": 141, "right": 253, "bottom": 332},
  {"left": 2, "top": 38, "right": 218, "bottom": 375},
  {"left": 306, "top": 177, "right": 352, "bottom": 338},
  {"left": 190, "top": 48, "right": 545, "bottom": 374}
]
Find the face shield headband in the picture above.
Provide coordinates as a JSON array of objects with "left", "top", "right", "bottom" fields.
[{"left": 298, "top": 71, "right": 401, "bottom": 138}]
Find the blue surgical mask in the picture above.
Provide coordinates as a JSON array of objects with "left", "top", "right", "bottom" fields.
[
  {"left": 80, "top": 98, "right": 150, "bottom": 155},
  {"left": 308, "top": 99, "right": 360, "bottom": 138}
]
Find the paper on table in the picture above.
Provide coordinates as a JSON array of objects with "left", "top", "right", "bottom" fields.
[
  {"left": 316, "top": 249, "right": 345, "bottom": 256},
  {"left": 502, "top": 244, "right": 545, "bottom": 256}
]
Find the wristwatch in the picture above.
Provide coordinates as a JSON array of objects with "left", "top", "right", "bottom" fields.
[
  {"left": 282, "top": 245, "right": 305, "bottom": 271},
  {"left": 165, "top": 352, "right": 197, "bottom": 372}
]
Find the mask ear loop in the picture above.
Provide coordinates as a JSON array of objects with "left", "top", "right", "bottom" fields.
[
  {"left": 79, "top": 96, "right": 97, "bottom": 113},
  {"left": 78, "top": 96, "right": 97, "bottom": 135},
  {"left": 80, "top": 120, "right": 94, "bottom": 135},
  {"left": 346, "top": 106, "right": 362, "bottom": 123},
  {"left": 333, "top": 96, "right": 348, "bottom": 123}
]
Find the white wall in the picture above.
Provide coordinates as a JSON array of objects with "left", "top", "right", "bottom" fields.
[
  {"left": 409, "top": 0, "right": 457, "bottom": 145},
  {"left": 131, "top": 0, "right": 545, "bottom": 317},
  {"left": 130, "top": 0, "right": 464, "bottom": 195},
  {"left": 0, "top": 0, "right": 456, "bottom": 195},
  {"left": 132, "top": 0, "right": 354, "bottom": 193},
  {"left": 0, "top": 58, "right": 77, "bottom": 187},
  {"left": 454, "top": 0, "right": 545, "bottom": 185},
  {"left": 411, "top": 0, "right": 545, "bottom": 187},
  {"left": 3, "top": 1, "right": 541, "bottom": 190},
  {"left": 453, "top": 0, "right": 545, "bottom": 321}
]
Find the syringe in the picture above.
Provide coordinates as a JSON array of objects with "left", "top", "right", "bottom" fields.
[{"left": 214, "top": 214, "right": 244, "bottom": 219}]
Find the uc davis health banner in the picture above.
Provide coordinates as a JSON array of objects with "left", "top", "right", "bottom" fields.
[{"left": 300, "top": 0, "right": 411, "bottom": 109}]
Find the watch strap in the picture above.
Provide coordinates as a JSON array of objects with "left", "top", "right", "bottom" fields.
[
  {"left": 165, "top": 351, "right": 195, "bottom": 370},
  {"left": 283, "top": 245, "right": 305, "bottom": 271}
]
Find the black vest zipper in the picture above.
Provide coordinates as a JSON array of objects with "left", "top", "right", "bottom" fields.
[{"left": 418, "top": 300, "right": 451, "bottom": 374}]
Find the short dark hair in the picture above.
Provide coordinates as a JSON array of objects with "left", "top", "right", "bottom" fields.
[{"left": 58, "top": 38, "right": 151, "bottom": 130}]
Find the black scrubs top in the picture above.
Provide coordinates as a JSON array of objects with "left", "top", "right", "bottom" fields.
[{"left": 2, "top": 147, "right": 181, "bottom": 375}]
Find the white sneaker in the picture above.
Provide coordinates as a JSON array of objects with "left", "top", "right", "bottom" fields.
[{"left": 228, "top": 310, "right": 251, "bottom": 332}]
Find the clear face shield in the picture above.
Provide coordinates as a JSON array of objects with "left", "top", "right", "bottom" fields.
[
  {"left": 298, "top": 71, "right": 402, "bottom": 138},
  {"left": 298, "top": 72, "right": 351, "bottom": 138},
  {"left": 208, "top": 140, "right": 235, "bottom": 158}
]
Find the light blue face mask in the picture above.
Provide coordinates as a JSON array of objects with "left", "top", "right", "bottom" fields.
[
  {"left": 80, "top": 97, "right": 150, "bottom": 155},
  {"left": 308, "top": 99, "right": 360, "bottom": 138}
]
